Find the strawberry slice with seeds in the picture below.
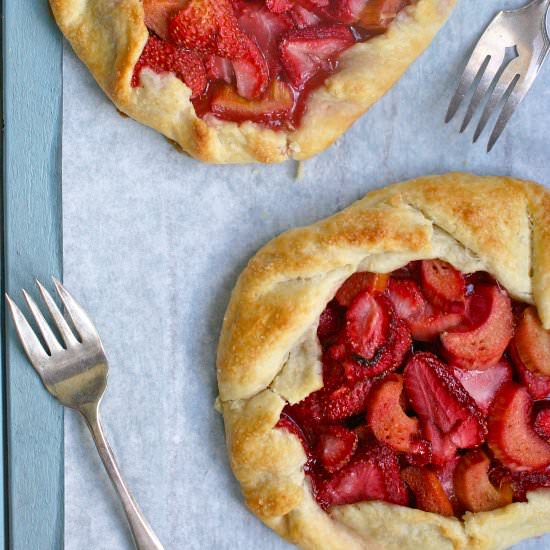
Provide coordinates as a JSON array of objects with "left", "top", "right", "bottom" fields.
[
  {"left": 367, "top": 374, "right": 427, "bottom": 455},
  {"left": 315, "top": 425, "right": 358, "bottom": 472},
  {"left": 344, "top": 292, "right": 391, "bottom": 360},
  {"left": 441, "top": 285, "right": 514, "bottom": 369},
  {"left": 488, "top": 382, "right": 550, "bottom": 471},
  {"left": 385, "top": 278, "right": 424, "bottom": 320},
  {"left": 209, "top": 80, "right": 293, "bottom": 124},
  {"left": 267, "top": 0, "right": 294, "bottom": 12},
  {"left": 358, "top": 0, "right": 408, "bottom": 32},
  {"left": 512, "top": 306, "right": 550, "bottom": 376},
  {"left": 422, "top": 421, "right": 457, "bottom": 466},
  {"left": 232, "top": 43, "right": 270, "bottom": 99},
  {"left": 324, "top": 379, "right": 373, "bottom": 421},
  {"left": 336, "top": 272, "right": 390, "bottom": 307},
  {"left": 132, "top": 36, "right": 207, "bottom": 97},
  {"left": 169, "top": 0, "right": 243, "bottom": 57},
  {"left": 404, "top": 353, "right": 486, "bottom": 450},
  {"left": 509, "top": 342, "right": 550, "bottom": 399},
  {"left": 534, "top": 406, "right": 550, "bottom": 440},
  {"left": 401, "top": 466, "right": 454, "bottom": 516},
  {"left": 279, "top": 24, "right": 355, "bottom": 88},
  {"left": 317, "top": 300, "right": 345, "bottom": 344},
  {"left": 318, "top": 441, "right": 408, "bottom": 507},
  {"left": 452, "top": 359, "right": 512, "bottom": 413},
  {"left": 420, "top": 260, "right": 465, "bottom": 313},
  {"left": 454, "top": 449, "right": 513, "bottom": 513},
  {"left": 143, "top": 0, "right": 187, "bottom": 40}
]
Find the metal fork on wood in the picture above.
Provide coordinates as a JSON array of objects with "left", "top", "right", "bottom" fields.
[
  {"left": 445, "top": 0, "right": 550, "bottom": 151},
  {"left": 5, "top": 279, "right": 164, "bottom": 550}
]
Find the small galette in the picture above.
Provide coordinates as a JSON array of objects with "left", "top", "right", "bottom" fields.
[
  {"left": 50, "top": 0, "right": 454, "bottom": 163},
  {"left": 217, "top": 173, "right": 550, "bottom": 550}
]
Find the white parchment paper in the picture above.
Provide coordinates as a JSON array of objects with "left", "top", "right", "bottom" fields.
[{"left": 63, "top": 1, "right": 550, "bottom": 548}]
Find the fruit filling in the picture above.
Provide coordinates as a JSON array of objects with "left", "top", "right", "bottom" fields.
[
  {"left": 135, "top": 0, "right": 412, "bottom": 129},
  {"left": 278, "top": 260, "right": 550, "bottom": 516}
]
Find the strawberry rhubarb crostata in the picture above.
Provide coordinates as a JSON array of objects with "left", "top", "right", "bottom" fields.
[
  {"left": 50, "top": 0, "right": 454, "bottom": 163},
  {"left": 217, "top": 173, "right": 550, "bottom": 549}
]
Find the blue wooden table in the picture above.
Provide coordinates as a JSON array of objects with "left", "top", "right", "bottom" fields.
[{"left": 3, "top": 1, "right": 64, "bottom": 548}]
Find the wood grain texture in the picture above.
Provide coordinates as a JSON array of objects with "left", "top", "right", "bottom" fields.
[{"left": 3, "top": 0, "right": 64, "bottom": 548}]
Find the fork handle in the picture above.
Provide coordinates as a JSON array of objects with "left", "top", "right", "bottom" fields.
[{"left": 81, "top": 403, "right": 165, "bottom": 550}]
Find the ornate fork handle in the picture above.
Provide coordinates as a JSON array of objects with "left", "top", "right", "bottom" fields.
[{"left": 81, "top": 403, "right": 164, "bottom": 550}]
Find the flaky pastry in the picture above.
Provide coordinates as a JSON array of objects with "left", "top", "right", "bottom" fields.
[
  {"left": 50, "top": 0, "right": 455, "bottom": 164},
  {"left": 217, "top": 173, "right": 550, "bottom": 549}
]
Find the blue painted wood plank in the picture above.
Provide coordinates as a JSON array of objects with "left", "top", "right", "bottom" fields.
[{"left": 3, "top": 0, "right": 64, "bottom": 548}]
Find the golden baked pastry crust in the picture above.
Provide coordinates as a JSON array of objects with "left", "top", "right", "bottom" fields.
[
  {"left": 217, "top": 173, "right": 550, "bottom": 549},
  {"left": 50, "top": 0, "right": 455, "bottom": 164}
]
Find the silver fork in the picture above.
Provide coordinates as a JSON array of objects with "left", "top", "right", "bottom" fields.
[
  {"left": 5, "top": 279, "right": 164, "bottom": 550},
  {"left": 445, "top": 0, "right": 550, "bottom": 152}
]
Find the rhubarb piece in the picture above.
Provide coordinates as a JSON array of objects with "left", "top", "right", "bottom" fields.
[
  {"left": 210, "top": 81, "right": 293, "bottom": 124},
  {"left": 420, "top": 260, "right": 465, "bottom": 313},
  {"left": 318, "top": 441, "right": 408, "bottom": 507},
  {"left": 509, "top": 343, "right": 550, "bottom": 399},
  {"left": 132, "top": 36, "right": 207, "bottom": 97},
  {"left": 324, "top": 379, "right": 373, "bottom": 421},
  {"left": 143, "top": 0, "right": 187, "bottom": 39},
  {"left": 513, "top": 306, "right": 550, "bottom": 376},
  {"left": 344, "top": 292, "right": 391, "bottom": 360},
  {"left": 367, "top": 374, "right": 427, "bottom": 454},
  {"left": 534, "top": 407, "right": 550, "bottom": 440},
  {"left": 441, "top": 285, "right": 514, "bottom": 369},
  {"left": 315, "top": 426, "right": 358, "bottom": 472},
  {"left": 407, "top": 305, "right": 463, "bottom": 342},
  {"left": 279, "top": 24, "right": 355, "bottom": 88},
  {"left": 358, "top": 0, "right": 408, "bottom": 32},
  {"left": 452, "top": 359, "right": 512, "bottom": 413},
  {"left": 336, "top": 272, "right": 389, "bottom": 306},
  {"left": 404, "top": 353, "right": 486, "bottom": 449},
  {"left": 488, "top": 382, "right": 550, "bottom": 471},
  {"left": 401, "top": 466, "right": 454, "bottom": 516},
  {"left": 454, "top": 450, "right": 513, "bottom": 512},
  {"left": 317, "top": 300, "right": 345, "bottom": 343}
]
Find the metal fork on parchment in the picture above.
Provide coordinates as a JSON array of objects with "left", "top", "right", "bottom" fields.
[
  {"left": 446, "top": 0, "right": 550, "bottom": 151},
  {"left": 5, "top": 279, "right": 164, "bottom": 550}
]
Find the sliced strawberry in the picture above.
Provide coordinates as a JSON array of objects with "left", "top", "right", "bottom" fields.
[
  {"left": 509, "top": 343, "right": 550, "bottom": 400},
  {"left": 344, "top": 292, "right": 391, "bottom": 360},
  {"left": 534, "top": 406, "right": 550, "bottom": 440},
  {"left": 290, "top": 4, "right": 322, "bottom": 27},
  {"left": 318, "top": 441, "right": 409, "bottom": 508},
  {"left": 504, "top": 471, "right": 550, "bottom": 501},
  {"left": 367, "top": 374, "right": 427, "bottom": 455},
  {"left": 441, "top": 285, "right": 514, "bottom": 369},
  {"left": 420, "top": 260, "right": 465, "bottom": 313},
  {"left": 324, "top": 379, "right": 373, "bottom": 421},
  {"left": 513, "top": 306, "right": 550, "bottom": 376},
  {"left": 422, "top": 421, "right": 457, "bottom": 466},
  {"left": 404, "top": 353, "right": 486, "bottom": 450},
  {"left": 358, "top": 0, "right": 408, "bottom": 32},
  {"left": 317, "top": 300, "right": 345, "bottom": 344},
  {"left": 276, "top": 412, "right": 311, "bottom": 452},
  {"left": 452, "top": 359, "right": 512, "bottom": 413},
  {"left": 237, "top": 4, "right": 292, "bottom": 78},
  {"left": 232, "top": 42, "right": 270, "bottom": 99},
  {"left": 401, "top": 466, "right": 454, "bottom": 516},
  {"left": 267, "top": 0, "right": 294, "bottom": 13},
  {"left": 205, "top": 55, "right": 235, "bottom": 83},
  {"left": 209, "top": 80, "right": 293, "bottom": 124},
  {"left": 315, "top": 426, "right": 358, "bottom": 473},
  {"left": 285, "top": 389, "right": 326, "bottom": 426},
  {"left": 408, "top": 306, "right": 463, "bottom": 342},
  {"left": 169, "top": 0, "right": 243, "bottom": 57},
  {"left": 488, "top": 382, "right": 550, "bottom": 471},
  {"left": 143, "top": 0, "right": 187, "bottom": 40},
  {"left": 336, "top": 272, "right": 389, "bottom": 307},
  {"left": 434, "top": 455, "right": 460, "bottom": 509},
  {"left": 132, "top": 36, "right": 207, "bottom": 97},
  {"left": 385, "top": 278, "right": 425, "bottom": 320},
  {"left": 279, "top": 24, "right": 355, "bottom": 88},
  {"left": 454, "top": 449, "right": 513, "bottom": 513}
]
